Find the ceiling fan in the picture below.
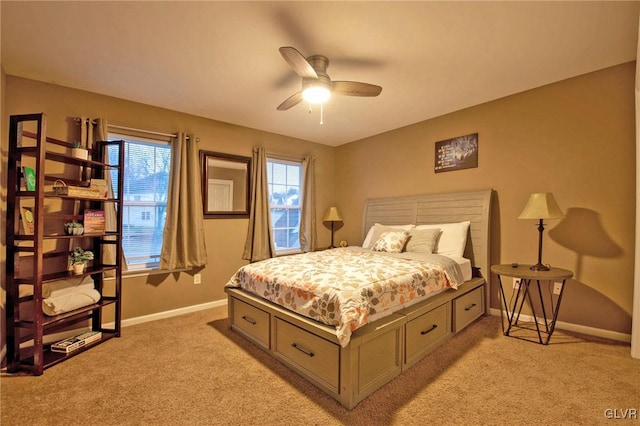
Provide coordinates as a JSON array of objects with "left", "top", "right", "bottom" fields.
[{"left": 276, "top": 46, "right": 382, "bottom": 111}]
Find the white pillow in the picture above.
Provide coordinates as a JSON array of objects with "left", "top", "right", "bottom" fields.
[
  {"left": 405, "top": 228, "right": 441, "bottom": 254},
  {"left": 362, "top": 223, "right": 415, "bottom": 248},
  {"left": 415, "top": 221, "right": 471, "bottom": 257},
  {"left": 370, "top": 231, "right": 410, "bottom": 253}
]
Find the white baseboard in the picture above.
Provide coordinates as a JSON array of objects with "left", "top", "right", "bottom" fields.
[
  {"left": 118, "top": 299, "right": 228, "bottom": 329},
  {"left": 124, "top": 302, "right": 632, "bottom": 343},
  {"left": 3, "top": 301, "right": 631, "bottom": 367},
  {"left": 489, "top": 308, "right": 632, "bottom": 343}
]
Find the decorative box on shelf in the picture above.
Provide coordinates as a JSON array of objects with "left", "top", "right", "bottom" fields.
[{"left": 52, "top": 180, "right": 102, "bottom": 199}]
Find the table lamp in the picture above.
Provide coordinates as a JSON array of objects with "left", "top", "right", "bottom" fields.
[
  {"left": 323, "top": 206, "right": 343, "bottom": 248},
  {"left": 518, "top": 192, "right": 564, "bottom": 271}
]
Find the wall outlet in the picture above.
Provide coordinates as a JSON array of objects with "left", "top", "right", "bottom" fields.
[
  {"left": 194, "top": 273, "right": 202, "bottom": 285},
  {"left": 513, "top": 278, "right": 521, "bottom": 289},
  {"left": 553, "top": 282, "right": 563, "bottom": 295}
]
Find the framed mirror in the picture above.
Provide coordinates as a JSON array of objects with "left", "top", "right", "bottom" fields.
[{"left": 200, "top": 151, "right": 251, "bottom": 218}]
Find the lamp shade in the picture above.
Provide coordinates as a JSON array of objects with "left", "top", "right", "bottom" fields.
[
  {"left": 518, "top": 193, "right": 564, "bottom": 220},
  {"left": 323, "top": 206, "right": 343, "bottom": 222}
]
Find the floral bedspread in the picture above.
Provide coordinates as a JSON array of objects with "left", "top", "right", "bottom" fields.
[{"left": 226, "top": 247, "right": 463, "bottom": 347}]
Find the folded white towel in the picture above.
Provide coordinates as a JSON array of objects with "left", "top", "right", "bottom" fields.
[
  {"left": 42, "top": 289, "right": 101, "bottom": 316},
  {"left": 42, "top": 276, "right": 95, "bottom": 298}
]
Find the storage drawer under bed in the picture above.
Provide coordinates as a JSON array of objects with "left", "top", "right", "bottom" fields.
[
  {"left": 230, "top": 298, "right": 271, "bottom": 350},
  {"left": 404, "top": 302, "right": 451, "bottom": 368},
  {"left": 273, "top": 316, "right": 340, "bottom": 393},
  {"left": 452, "top": 285, "right": 485, "bottom": 332}
]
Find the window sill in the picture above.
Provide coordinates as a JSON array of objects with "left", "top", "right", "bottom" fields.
[
  {"left": 113, "top": 267, "right": 189, "bottom": 280},
  {"left": 275, "top": 249, "right": 303, "bottom": 257}
]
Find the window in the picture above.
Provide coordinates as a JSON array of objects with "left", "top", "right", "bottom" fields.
[
  {"left": 267, "top": 158, "right": 302, "bottom": 254},
  {"left": 108, "top": 132, "right": 172, "bottom": 270}
]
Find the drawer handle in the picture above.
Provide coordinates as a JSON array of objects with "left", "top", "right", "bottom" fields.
[
  {"left": 464, "top": 303, "right": 477, "bottom": 312},
  {"left": 420, "top": 324, "right": 438, "bottom": 335},
  {"left": 291, "top": 343, "right": 315, "bottom": 358},
  {"left": 241, "top": 315, "right": 257, "bottom": 325}
]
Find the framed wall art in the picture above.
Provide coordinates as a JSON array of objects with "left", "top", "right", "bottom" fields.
[{"left": 434, "top": 133, "right": 478, "bottom": 173}]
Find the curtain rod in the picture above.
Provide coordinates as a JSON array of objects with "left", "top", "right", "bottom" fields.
[
  {"left": 108, "top": 124, "right": 177, "bottom": 139},
  {"left": 75, "top": 117, "right": 192, "bottom": 140}
]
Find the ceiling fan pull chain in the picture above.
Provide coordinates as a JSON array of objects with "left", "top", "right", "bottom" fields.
[{"left": 306, "top": 102, "right": 324, "bottom": 125}]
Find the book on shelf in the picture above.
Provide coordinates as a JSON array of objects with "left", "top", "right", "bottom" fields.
[
  {"left": 20, "top": 206, "right": 35, "bottom": 235},
  {"left": 51, "top": 330, "right": 102, "bottom": 354},
  {"left": 83, "top": 209, "right": 106, "bottom": 234},
  {"left": 22, "top": 166, "right": 36, "bottom": 191}
]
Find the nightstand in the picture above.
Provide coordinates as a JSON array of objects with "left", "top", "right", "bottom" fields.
[{"left": 491, "top": 264, "right": 573, "bottom": 345}]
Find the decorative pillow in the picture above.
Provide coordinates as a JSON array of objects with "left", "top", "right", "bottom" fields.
[
  {"left": 371, "top": 231, "right": 410, "bottom": 253},
  {"left": 362, "top": 223, "right": 415, "bottom": 248},
  {"left": 405, "top": 228, "right": 441, "bottom": 254},
  {"left": 415, "top": 221, "right": 471, "bottom": 257}
]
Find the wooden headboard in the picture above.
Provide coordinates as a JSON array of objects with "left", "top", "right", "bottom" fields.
[{"left": 362, "top": 189, "right": 493, "bottom": 278}]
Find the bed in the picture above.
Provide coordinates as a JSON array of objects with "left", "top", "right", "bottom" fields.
[{"left": 225, "top": 189, "right": 493, "bottom": 409}]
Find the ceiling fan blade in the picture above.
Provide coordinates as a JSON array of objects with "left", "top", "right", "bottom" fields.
[
  {"left": 332, "top": 81, "right": 382, "bottom": 97},
  {"left": 279, "top": 46, "right": 318, "bottom": 79},
  {"left": 277, "top": 91, "right": 303, "bottom": 111}
]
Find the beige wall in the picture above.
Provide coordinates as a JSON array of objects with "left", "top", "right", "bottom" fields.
[
  {"left": 334, "top": 62, "right": 636, "bottom": 335},
  {"left": 1, "top": 76, "right": 336, "bottom": 323},
  {"left": 0, "top": 61, "right": 635, "bottom": 346}
]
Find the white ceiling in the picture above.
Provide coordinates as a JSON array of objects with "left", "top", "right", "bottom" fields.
[{"left": 2, "top": 1, "right": 639, "bottom": 147}]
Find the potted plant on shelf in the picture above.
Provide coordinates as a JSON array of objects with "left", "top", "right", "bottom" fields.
[
  {"left": 69, "top": 247, "right": 94, "bottom": 275},
  {"left": 71, "top": 141, "right": 88, "bottom": 160},
  {"left": 64, "top": 221, "right": 84, "bottom": 236}
]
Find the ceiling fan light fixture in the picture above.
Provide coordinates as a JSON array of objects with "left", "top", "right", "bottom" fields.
[
  {"left": 302, "top": 85, "right": 331, "bottom": 104},
  {"left": 277, "top": 46, "right": 381, "bottom": 111}
]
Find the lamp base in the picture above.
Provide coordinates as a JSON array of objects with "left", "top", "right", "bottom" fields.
[
  {"left": 529, "top": 263, "right": 550, "bottom": 271},
  {"left": 330, "top": 224, "right": 335, "bottom": 249}
]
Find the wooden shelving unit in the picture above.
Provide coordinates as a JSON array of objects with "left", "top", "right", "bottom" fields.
[{"left": 5, "top": 113, "right": 124, "bottom": 375}]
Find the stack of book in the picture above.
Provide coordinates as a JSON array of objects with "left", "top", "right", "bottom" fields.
[{"left": 51, "top": 331, "right": 102, "bottom": 354}]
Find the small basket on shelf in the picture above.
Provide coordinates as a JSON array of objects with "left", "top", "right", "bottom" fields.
[{"left": 71, "top": 141, "right": 89, "bottom": 160}]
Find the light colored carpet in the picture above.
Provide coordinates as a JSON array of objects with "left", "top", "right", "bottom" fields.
[{"left": 1, "top": 306, "right": 638, "bottom": 425}]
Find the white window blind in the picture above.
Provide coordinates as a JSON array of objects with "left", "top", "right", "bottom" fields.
[
  {"left": 108, "top": 132, "right": 172, "bottom": 270},
  {"left": 267, "top": 158, "right": 302, "bottom": 253}
]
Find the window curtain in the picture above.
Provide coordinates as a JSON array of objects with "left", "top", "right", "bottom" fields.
[
  {"left": 80, "top": 115, "right": 93, "bottom": 151},
  {"left": 85, "top": 117, "right": 126, "bottom": 275},
  {"left": 159, "top": 133, "right": 208, "bottom": 270},
  {"left": 242, "top": 147, "right": 275, "bottom": 262},
  {"left": 299, "top": 155, "right": 316, "bottom": 252}
]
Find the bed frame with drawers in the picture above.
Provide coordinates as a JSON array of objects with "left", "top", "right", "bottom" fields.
[{"left": 225, "top": 189, "right": 493, "bottom": 409}]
